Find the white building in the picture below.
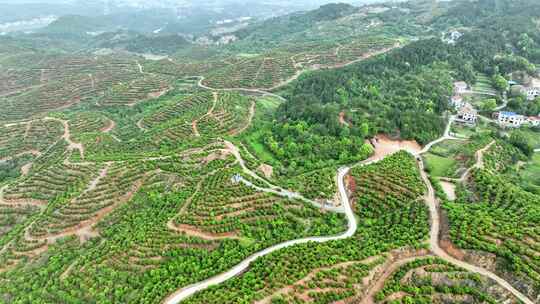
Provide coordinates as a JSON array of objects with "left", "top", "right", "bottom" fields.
[
  {"left": 456, "top": 103, "right": 477, "bottom": 125},
  {"left": 528, "top": 116, "right": 540, "bottom": 127},
  {"left": 454, "top": 81, "right": 468, "bottom": 94},
  {"left": 497, "top": 111, "right": 527, "bottom": 128},
  {"left": 450, "top": 95, "right": 464, "bottom": 109},
  {"left": 523, "top": 87, "right": 540, "bottom": 101}
]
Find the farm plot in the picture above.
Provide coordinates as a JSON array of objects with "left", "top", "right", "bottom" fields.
[
  {"left": 201, "top": 37, "right": 396, "bottom": 90},
  {"left": 0, "top": 204, "right": 39, "bottom": 237},
  {"left": 260, "top": 257, "right": 386, "bottom": 303},
  {"left": 350, "top": 152, "right": 428, "bottom": 244},
  {"left": 99, "top": 73, "right": 172, "bottom": 107},
  {"left": 423, "top": 136, "right": 493, "bottom": 178},
  {"left": 182, "top": 152, "right": 431, "bottom": 304},
  {"left": 2, "top": 162, "right": 98, "bottom": 203},
  {"left": 65, "top": 112, "right": 110, "bottom": 135},
  {"left": 195, "top": 92, "right": 254, "bottom": 138},
  {"left": 472, "top": 73, "right": 498, "bottom": 95},
  {"left": 143, "top": 58, "right": 227, "bottom": 79},
  {"left": 140, "top": 92, "right": 214, "bottom": 130},
  {"left": 202, "top": 54, "right": 297, "bottom": 89},
  {"left": 375, "top": 257, "right": 519, "bottom": 303},
  {"left": 444, "top": 169, "right": 540, "bottom": 300},
  {"left": 26, "top": 161, "right": 146, "bottom": 239},
  {"left": 144, "top": 92, "right": 255, "bottom": 144},
  {"left": 0, "top": 55, "right": 175, "bottom": 121},
  {"left": 0, "top": 69, "right": 41, "bottom": 97},
  {"left": 307, "top": 37, "right": 397, "bottom": 68},
  {"left": 482, "top": 140, "right": 526, "bottom": 173},
  {"left": 0, "top": 119, "right": 63, "bottom": 161},
  {"left": 173, "top": 164, "right": 344, "bottom": 241}
]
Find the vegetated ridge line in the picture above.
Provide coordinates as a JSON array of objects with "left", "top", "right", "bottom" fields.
[{"left": 193, "top": 43, "right": 400, "bottom": 99}]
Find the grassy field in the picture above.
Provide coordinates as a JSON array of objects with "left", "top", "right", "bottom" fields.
[
  {"left": 520, "top": 153, "right": 540, "bottom": 193},
  {"left": 451, "top": 119, "right": 494, "bottom": 139},
  {"left": 424, "top": 136, "right": 494, "bottom": 178},
  {"left": 511, "top": 128, "right": 540, "bottom": 150},
  {"left": 240, "top": 96, "right": 282, "bottom": 165},
  {"left": 424, "top": 153, "right": 457, "bottom": 177}
]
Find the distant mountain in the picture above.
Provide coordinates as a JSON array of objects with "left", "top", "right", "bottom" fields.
[
  {"left": 95, "top": 31, "right": 192, "bottom": 55},
  {"left": 234, "top": 3, "right": 358, "bottom": 41},
  {"left": 40, "top": 9, "right": 177, "bottom": 36}
]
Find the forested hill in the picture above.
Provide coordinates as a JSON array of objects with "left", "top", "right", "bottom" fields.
[
  {"left": 234, "top": 3, "right": 358, "bottom": 42},
  {"left": 433, "top": 0, "right": 540, "bottom": 29},
  {"left": 277, "top": 0, "right": 540, "bottom": 149}
]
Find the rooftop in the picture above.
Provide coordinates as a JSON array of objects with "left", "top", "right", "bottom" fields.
[
  {"left": 454, "top": 81, "right": 467, "bottom": 88},
  {"left": 501, "top": 111, "right": 518, "bottom": 117}
]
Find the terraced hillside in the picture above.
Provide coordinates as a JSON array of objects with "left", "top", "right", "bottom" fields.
[
  {"left": 0, "top": 54, "right": 174, "bottom": 122},
  {"left": 1, "top": 0, "right": 539, "bottom": 303},
  {"left": 375, "top": 257, "right": 519, "bottom": 303},
  {"left": 0, "top": 84, "right": 346, "bottom": 303},
  {"left": 181, "top": 152, "right": 432, "bottom": 303},
  {"left": 202, "top": 37, "right": 398, "bottom": 90},
  {"left": 444, "top": 168, "right": 540, "bottom": 302}
]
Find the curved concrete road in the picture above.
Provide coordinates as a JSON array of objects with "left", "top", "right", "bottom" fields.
[
  {"left": 417, "top": 117, "right": 535, "bottom": 304},
  {"left": 163, "top": 100, "right": 535, "bottom": 303},
  {"left": 417, "top": 159, "right": 534, "bottom": 304},
  {"left": 163, "top": 157, "right": 384, "bottom": 304},
  {"left": 418, "top": 115, "right": 459, "bottom": 155}
]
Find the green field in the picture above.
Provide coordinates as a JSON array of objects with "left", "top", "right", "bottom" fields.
[
  {"left": 424, "top": 153, "right": 457, "bottom": 177},
  {"left": 511, "top": 128, "right": 540, "bottom": 150},
  {"left": 472, "top": 73, "right": 498, "bottom": 95},
  {"left": 520, "top": 153, "right": 540, "bottom": 193}
]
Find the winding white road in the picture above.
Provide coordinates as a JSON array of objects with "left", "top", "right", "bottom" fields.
[
  {"left": 163, "top": 162, "right": 365, "bottom": 304},
  {"left": 418, "top": 115, "right": 459, "bottom": 155},
  {"left": 417, "top": 118, "right": 535, "bottom": 304},
  {"left": 417, "top": 159, "right": 534, "bottom": 304}
]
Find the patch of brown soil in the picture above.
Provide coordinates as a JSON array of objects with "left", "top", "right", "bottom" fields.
[
  {"left": 202, "top": 150, "right": 231, "bottom": 164},
  {"left": 20, "top": 163, "right": 33, "bottom": 176},
  {"left": 370, "top": 135, "right": 422, "bottom": 159},
  {"left": 258, "top": 164, "right": 273, "bottom": 179},
  {"left": 439, "top": 181, "right": 456, "bottom": 201},
  {"left": 339, "top": 111, "right": 350, "bottom": 127},
  {"left": 439, "top": 209, "right": 466, "bottom": 260},
  {"left": 148, "top": 87, "right": 170, "bottom": 99},
  {"left": 168, "top": 223, "right": 239, "bottom": 241}
]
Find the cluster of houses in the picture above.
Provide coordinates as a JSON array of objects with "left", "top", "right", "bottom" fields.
[
  {"left": 522, "top": 86, "right": 540, "bottom": 101},
  {"left": 493, "top": 111, "right": 540, "bottom": 128},
  {"left": 450, "top": 81, "right": 540, "bottom": 128},
  {"left": 451, "top": 82, "right": 479, "bottom": 125}
]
